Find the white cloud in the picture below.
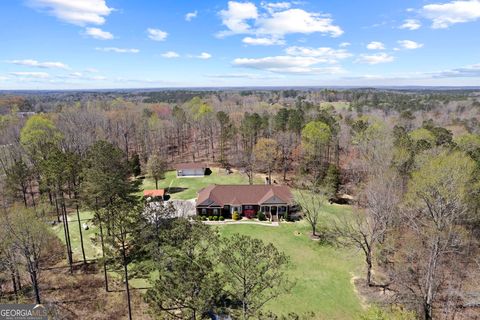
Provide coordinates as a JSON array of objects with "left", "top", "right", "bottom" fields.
[
  {"left": 218, "top": 2, "right": 343, "bottom": 40},
  {"left": 339, "top": 42, "right": 351, "bottom": 48},
  {"left": 10, "top": 71, "right": 50, "bottom": 78},
  {"left": 256, "top": 9, "right": 343, "bottom": 38},
  {"left": 85, "top": 67, "right": 99, "bottom": 73},
  {"left": 161, "top": 51, "right": 180, "bottom": 58},
  {"left": 242, "top": 36, "right": 285, "bottom": 46},
  {"left": 69, "top": 72, "right": 83, "bottom": 78},
  {"left": 399, "top": 19, "right": 422, "bottom": 30},
  {"left": 27, "top": 0, "right": 113, "bottom": 26},
  {"left": 185, "top": 10, "right": 198, "bottom": 21},
  {"left": 356, "top": 53, "right": 394, "bottom": 64},
  {"left": 147, "top": 28, "right": 168, "bottom": 41},
  {"left": 398, "top": 40, "right": 424, "bottom": 49},
  {"left": 8, "top": 59, "right": 69, "bottom": 69},
  {"left": 431, "top": 63, "right": 480, "bottom": 77},
  {"left": 262, "top": 2, "right": 292, "bottom": 12},
  {"left": 95, "top": 47, "right": 139, "bottom": 53},
  {"left": 85, "top": 27, "right": 113, "bottom": 40},
  {"left": 366, "top": 41, "right": 385, "bottom": 50},
  {"left": 422, "top": 0, "right": 480, "bottom": 28},
  {"left": 284, "top": 46, "right": 352, "bottom": 62},
  {"left": 219, "top": 1, "right": 258, "bottom": 35},
  {"left": 233, "top": 55, "right": 345, "bottom": 74},
  {"left": 196, "top": 52, "right": 212, "bottom": 59}
]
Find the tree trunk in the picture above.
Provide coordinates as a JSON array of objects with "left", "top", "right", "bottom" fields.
[
  {"left": 22, "top": 188, "right": 28, "bottom": 207},
  {"left": 424, "top": 238, "right": 440, "bottom": 320},
  {"left": 54, "top": 197, "right": 61, "bottom": 222},
  {"left": 59, "top": 197, "right": 73, "bottom": 272},
  {"left": 76, "top": 203, "right": 87, "bottom": 264},
  {"left": 366, "top": 251, "right": 373, "bottom": 286},
  {"left": 62, "top": 198, "right": 74, "bottom": 273},
  {"left": 155, "top": 179, "right": 158, "bottom": 190},
  {"left": 122, "top": 241, "right": 133, "bottom": 320},
  {"left": 11, "top": 272, "right": 18, "bottom": 301},
  {"left": 99, "top": 221, "right": 109, "bottom": 292},
  {"left": 29, "top": 265, "right": 41, "bottom": 304}
]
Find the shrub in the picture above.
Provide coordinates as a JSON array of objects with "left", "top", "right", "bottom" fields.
[
  {"left": 257, "top": 212, "right": 266, "bottom": 221},
  {"left": 213, "top": 216, "right": 219, "bottom": 221},
  {"left": 232, "top": 211, "right": 241, "bottom": 221},
  {"left": 208, "top": 216, "right": 214, "bottom": 221},
  {"left": 244, "top": 211, "right": 255, "bottom": 219},
  {"left": 219, "top": 216, "right": 225, "bottom": 221},
  {"left": 201, "top": 216, "right": 207, "bottom": 221}
]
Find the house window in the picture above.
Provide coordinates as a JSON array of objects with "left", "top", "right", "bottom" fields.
[
  {"left": 201, "top": 209, "right": 206, "bottom": 215},
  {"left": 213, "top": 209, "right": 219, "bottom": 215},
  {"left": 245, "top": 205, "right": 253, "bottom": 209}
]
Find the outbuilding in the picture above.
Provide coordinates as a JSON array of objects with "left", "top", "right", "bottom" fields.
[{"left": 175, "top": 162, "right": 207, "bottom": 177}]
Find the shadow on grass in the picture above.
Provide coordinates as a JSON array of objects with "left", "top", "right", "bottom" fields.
[{"left": 167, "top": 187, "right": 188, "bottom": 194}]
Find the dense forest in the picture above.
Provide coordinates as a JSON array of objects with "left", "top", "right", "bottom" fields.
[{"left": 0, "top": 88, "right": 479, "bottom": 319}]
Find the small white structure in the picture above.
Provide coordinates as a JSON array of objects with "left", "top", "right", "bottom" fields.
[{"left": 175, "top": 163, "right": 207, "bottom": 177}]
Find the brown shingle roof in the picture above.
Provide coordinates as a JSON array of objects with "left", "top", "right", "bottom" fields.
[
  {"left": 197, "top": 185, "right": 294, "bottom": 207},
  {"left": 174, "top": 162, "right": 207, "bottom": 170}
]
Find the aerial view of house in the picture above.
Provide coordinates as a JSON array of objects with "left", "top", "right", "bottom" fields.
[
  {"left": 3, "top": 0, "right": 480, "bottom": 319},
  {"left": 174, "top": 162, "right": 208, "bottom": 177},
  {"left": 196, "top": 184, "right": 295, "bottom": 219}
]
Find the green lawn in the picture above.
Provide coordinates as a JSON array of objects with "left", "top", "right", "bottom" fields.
[
  {"left": 217, "top": 204, "right": 364, "bottom": 319},
  {"left": 52, "top": 210, "right": 102, "bottom": 261},
  {"left": 52, "top": 175, "right": 365, "bottom": 318},
  {"left": 141, "top": 168, "right": 263, "bottom": 200}
]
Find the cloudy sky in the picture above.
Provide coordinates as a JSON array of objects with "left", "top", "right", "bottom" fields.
[{"left": 1, "top": 0, "right": 480, "bottom": 89}]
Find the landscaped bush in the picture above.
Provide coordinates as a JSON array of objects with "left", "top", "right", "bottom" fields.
[
  {"left": 208, "top": 216, "right": 214, "bottom": 221},
  {"left": 219, "top": 216, "right": 225, "bottom": 221},
  {"left": 201, "top": 216, "right": 207, "bottom": 221},
  {"left": 244, "top": 211, "right": 255, "bottom": 219},
  {"left": 257, "top": 212, "right": 266, "bottom": 221},
  {"left": 232, "top": 211, "right": 241, "bottom": 221},
  {"left": 213, "top": 216, "right": 219, "bottom": 221}
]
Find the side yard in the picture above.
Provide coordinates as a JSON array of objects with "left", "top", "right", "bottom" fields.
[{"left": 141, "top": 168, "right": 263, "bottom": 200}]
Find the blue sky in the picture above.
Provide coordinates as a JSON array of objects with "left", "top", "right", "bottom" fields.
[{"left": 1, "top": 0, "right": 480, "bottom": 89}]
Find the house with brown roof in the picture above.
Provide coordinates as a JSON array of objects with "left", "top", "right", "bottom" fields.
[
  {"left": 196, "top": 184, "right": 296, "bottom": 220},
  {"left": 175, "top": 162, "right": 208, "bottom": 177}
]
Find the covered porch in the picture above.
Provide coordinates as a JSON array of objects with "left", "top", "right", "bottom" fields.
[{"left": 260, "top": 205, "right": 289, "bottom": 221}]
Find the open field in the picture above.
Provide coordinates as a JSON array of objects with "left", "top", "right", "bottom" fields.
[
  {"left": 141, "top": 168, "right": 263, "bottom": 200},
  {"left": 218, "top": 205, "right": 364, "bottom": 319},
  {"left": 52, "top": 201, "right": 364, "bottom": 319}
]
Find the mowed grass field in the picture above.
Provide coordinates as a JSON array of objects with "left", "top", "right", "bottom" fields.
[
  {"left": 141, "top": 168, "right": 263, "bottom": 200},
  {"left": 218, "top": 204, "right": 364, "bottom": 319}
]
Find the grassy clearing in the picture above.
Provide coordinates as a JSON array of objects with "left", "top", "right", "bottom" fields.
[
  {"left": 217, "top": 204, "right": 364, "bottom": 319},
  {"left": 52, "top": 210, "right": 101, "bottom": 261},
  {"left": 141, "top": 168, "right": 263, "bottom": 200}
]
